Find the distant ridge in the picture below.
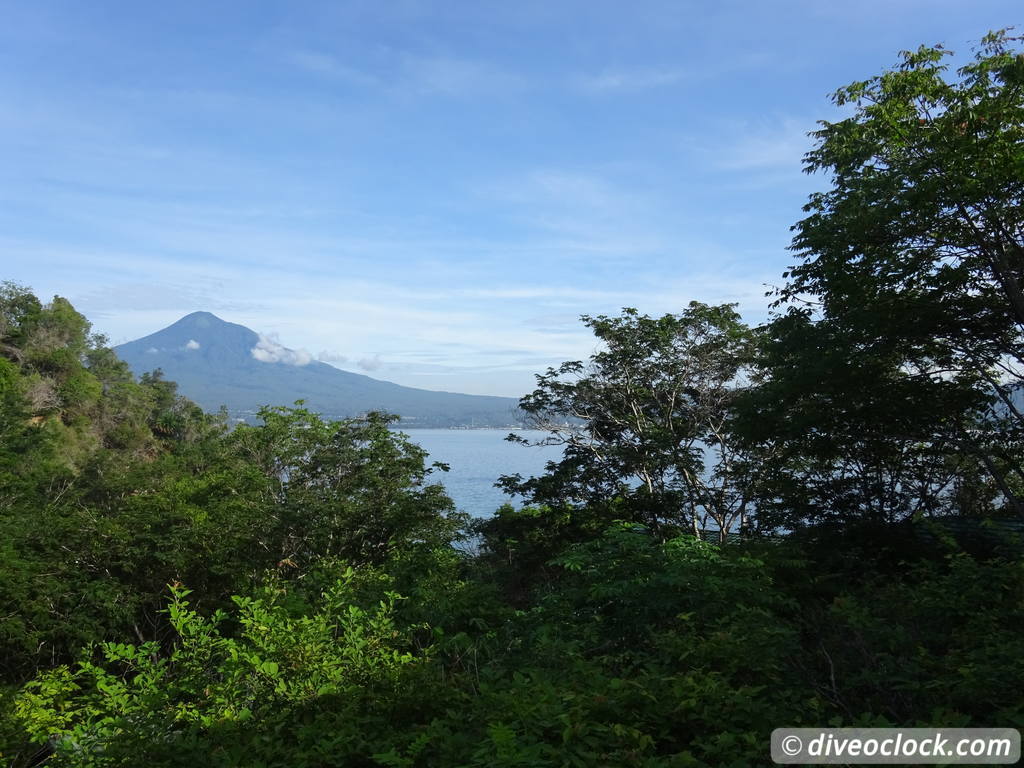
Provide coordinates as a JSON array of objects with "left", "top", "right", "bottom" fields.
[{"left": 114, "top": 312, "right": 523, "bottom": 428}]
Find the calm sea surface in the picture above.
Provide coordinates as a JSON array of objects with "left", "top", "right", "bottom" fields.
[{"left": 402, "top": 429, "right": 562, "bottom": 517}]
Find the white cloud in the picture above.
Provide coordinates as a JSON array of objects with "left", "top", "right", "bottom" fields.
[
  {"left": 691, "top": 117, "right": 817, "bottom": 172},
  {"left": 287, "top": 48, "right": 522, "bottom": 98},
  {"left": 288, "top": 50, "right": 377, "bottom": 86},
  {"left": 480, "top": 168, "right": 668, "bottom": 256},
  {"left": 14, "top": 232, "right": 784, "bottom": 396},
  {"left": 185, "top": 339, "right": 200, "bottom": 350},
  {"left": 577, "top": 68, "right": 689, "bottom": 92},
  {"left": 251, "top": 334, "right": 313, "bottom": 366},
  {"left": 401, "top": 55, "right": 525, "bottom": 96},
  {"left": 317, "top": 349, "right": 348, "bottom": 364}
]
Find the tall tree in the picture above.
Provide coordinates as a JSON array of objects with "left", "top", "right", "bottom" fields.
[
  {"left": 500, "top": 303, "right": 755, "bottom": 539},
  {"left": 229, "top": 405, "right": 463, "bottom": 568},
  {"left": 752, "top": 31, "right": 1024, "bottom": 523}
]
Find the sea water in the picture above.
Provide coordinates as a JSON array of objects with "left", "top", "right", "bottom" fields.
[{"left": 402, "top": 429, "right": 562, "bottom": 518}]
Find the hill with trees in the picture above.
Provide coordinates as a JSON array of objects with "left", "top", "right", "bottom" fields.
[{"left": 1, "top": 32, "right": 1022, "bottom": 767}]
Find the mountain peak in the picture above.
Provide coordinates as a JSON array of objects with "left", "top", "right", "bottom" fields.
[
  {"left": 113, "top": 313, "right": 523, "bottom": 427},
  {"left": 174, "top": 311, "right": 227, "bottom": 328},
  {"left": 114, "top": 311, "right": 260, "bottom": 368}
]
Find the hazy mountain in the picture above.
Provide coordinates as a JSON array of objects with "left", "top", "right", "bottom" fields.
[{"left": 114, "top": 312, "right": 523, "bottom": 427}]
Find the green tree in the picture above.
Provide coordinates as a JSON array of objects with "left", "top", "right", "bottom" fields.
[
  {"left": 0, "top": 289, "right": 463, "bottom": 686},
  {"left": 0, "top": 282, "right": 43, "bottom": 361},
  {"left": 228, "top": 405, "right": 464, "bottom": 569},
  {"left": 738, "top": 310, "right": 995, "bottom": 529},
  {"left": 11, "top": 574, "right": 439, "bottom": 767},
  {"left": 747, "top": 31, "right": 1024, "bottom": 525},
  {"left": 499, "top": 303, "right": 756, "bottom": 541}
]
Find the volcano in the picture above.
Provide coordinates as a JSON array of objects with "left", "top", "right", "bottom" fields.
[{"left": 114, "top": 312, "right": 523, "bottom": 427}]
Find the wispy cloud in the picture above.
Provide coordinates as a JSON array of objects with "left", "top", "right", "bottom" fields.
[
  {"left": 715, "top": 117, "right": 815, "bottom": 171},
  {"left": 58, "top": 277, "right": 268, "bottom": 320},
  {"left": 288, "top": 50, "right": 378, "bottom": 86},
  {"left": 286, "top": 47, "right": 524, "bottom": 98},
  {"left": 317, "top": 349, "right": 348, "bottom": 364},
  {"left": 407, "top": 55, "right": 522, "bottom": 95},
  {"left": 676, "top": 115, "right": 825, "bottom": 194},
  {"left": 457, "top": 286, "right": 620, "bottom": 301},
  {"left": 576, "top": 68, "right": 689, "bottom": 92},
  {"left": 481, "top": 168, "right": 668, "bottom": 256}
]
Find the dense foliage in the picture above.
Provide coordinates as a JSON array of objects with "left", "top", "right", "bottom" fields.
[
  {"left": 498, "top": 303, "right": 756, "bottom": 541},
  {"left": 2, "top": 33, "right": 1023, "bottom": 767},
  {"left": 744, "top": 31, "right": 1024, "bottom": 529}
]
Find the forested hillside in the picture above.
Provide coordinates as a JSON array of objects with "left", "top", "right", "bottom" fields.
[{"left": 1, "top": 33, "right": 1023, "bottom": 767}]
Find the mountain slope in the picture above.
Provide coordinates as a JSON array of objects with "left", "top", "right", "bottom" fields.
[{"left": 114, "top": 312, "right": 523, "bottom": 427}]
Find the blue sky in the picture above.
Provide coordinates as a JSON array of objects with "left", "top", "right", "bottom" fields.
[{"left": 2, "top": 1, "right": 1019, "bottom": 396}]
